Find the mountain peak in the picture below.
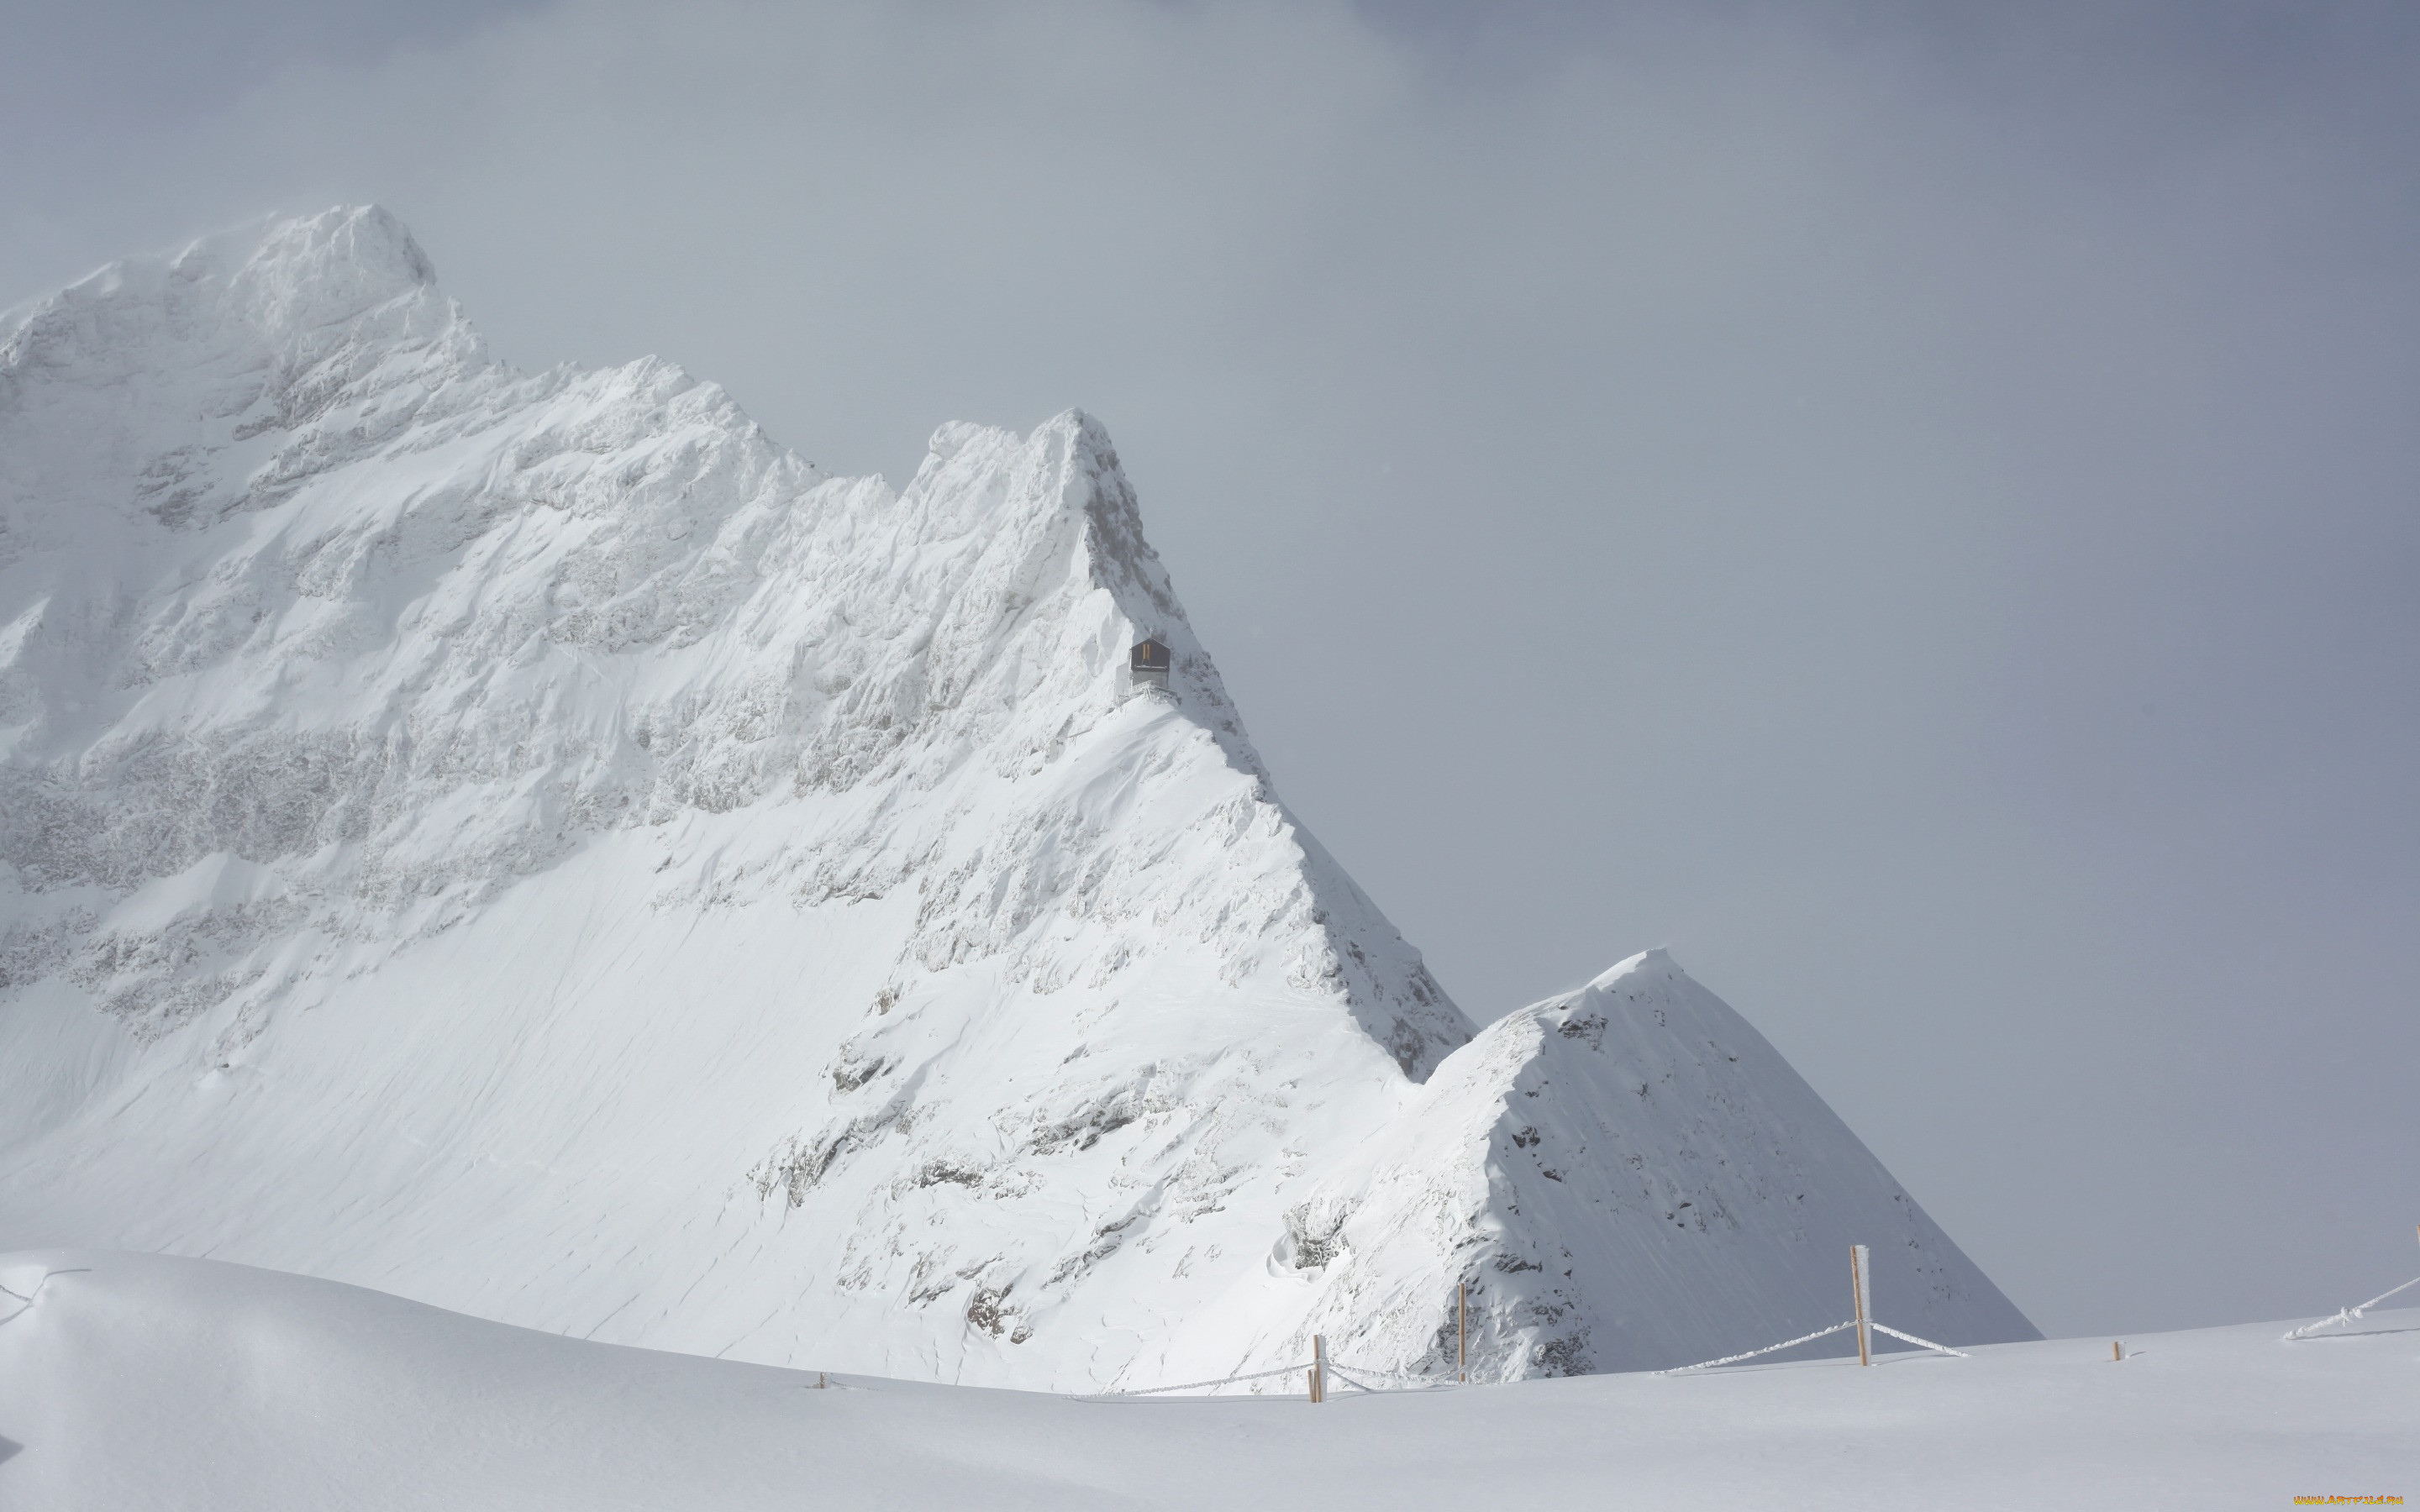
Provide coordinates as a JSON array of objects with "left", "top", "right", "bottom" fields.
[
  {"left": 217, "top": 206, "right": 437, "bottom": 333},
  {"left": 54, "top": 204, "right": 446, "bottom": 347},
  {"left": 243, "top": 204, "right": 434, "bottom": 284},
  {"left": 0, "top": 209, "right": 2027, "bottom": 1392}
]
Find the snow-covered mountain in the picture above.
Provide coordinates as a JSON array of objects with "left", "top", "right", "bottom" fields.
[{"left": 0, "top": 207, "right": 2033, "bottom": 1389}]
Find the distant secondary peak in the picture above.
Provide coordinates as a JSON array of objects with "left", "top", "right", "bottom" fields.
[{"left": 1586, "top": 948, "right": 1678, "bottom": 993}]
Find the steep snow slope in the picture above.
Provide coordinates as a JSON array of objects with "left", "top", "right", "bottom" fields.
[
  {"left": 3, "top": 1252, "right": 2403, "bottom": 1512},
  {"left": 1292, "top": 951, "right": 2035, "bottom": 1373},
  {"left": 0, "top": 207, "right": 2031, "bottom": 1388}
]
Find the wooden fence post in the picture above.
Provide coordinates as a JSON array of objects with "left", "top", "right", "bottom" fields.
[
  {"left": 1850, "top": 1244, "right": 1872, "bottom": 1368},
  {"left": 1459, "top": 1282, "right": 1468, "bottom": 1383},
  {"left": 1312, "top": 1334, "right": 1326, "bottom": 1403}
]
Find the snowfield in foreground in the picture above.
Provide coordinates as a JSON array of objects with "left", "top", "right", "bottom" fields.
[{"left": 0, "top": 1252, "right": 2407, "bottom": 1511}]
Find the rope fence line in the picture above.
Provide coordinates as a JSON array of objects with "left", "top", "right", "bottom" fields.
[
  {"left": 1067, "top": 1226, "right": 2420, "bottom": 1399},
  {"left": 1653, "top": 1319, "right": 1856, "bottom": 1375},
  {"left": 1323, "top": 1364, "right": 1381, "bottom": 1395},
  {"left": 1072, "top": 1362, "right": 1311, "bottom": 1399},
  {"left": 1086, "top": 1314, "right": 1965, "bottom": 1397},
  {"left": 1081, "top": 1240, "right": 2018, "bottom": 1398},
  {"left": 2285, "top": 1226, "right": 2420, "bottom": 1342},
  {"left": 2282, "top": 1274, "right": 2420, "bottom": 1341},
  {"left": 1870, "top": 1321, "right": 1970, "bottom": 1358},
  {"left": 1325, "top": 1362, "right": 1460, "bottom": 1392},
  {"left": 1085, "top": 1258, "right": 2413, "bottom": 1395},
  {"left": 1080, "top": 1357, "right": 1461, "bottom": 1400},
  {"left": 1657, "top": 1316, "right": 1971, "bottom": 1376}
]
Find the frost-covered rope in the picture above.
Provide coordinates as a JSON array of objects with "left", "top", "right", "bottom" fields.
[
  {"left": 1323, "top": 1364, "right": 1381, "bottom": 1394},
  {"left": 1323, "top": 1362, "right": 1460, "bottom": 1388},
  {"left": 1869, "top": 1321, "right": 1971, "bottom": 1358},
  {"left": 2282, "top": 1274, "right": 2420, "bottom": 1341},
  {"left": 1072, "top": 1362, "right": 1311, "bottom": 1399},
  {"left": 1654, "top": 1319, "right": 1856, "bottom": 1375}
]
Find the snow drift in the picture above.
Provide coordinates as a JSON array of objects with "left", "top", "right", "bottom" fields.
[
  {"left": 4, "top": 1251, "right": 2406, "bottom": 1512},
  {"left": 0, "top": 207, "right": 2033, "bottom": 1388}
]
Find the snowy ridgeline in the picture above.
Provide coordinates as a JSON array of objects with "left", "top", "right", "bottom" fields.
[
  {"left": 0, "top": 207, "right": 2031, "bottom": 1390},
  {"left": 3, "top": 1252, "right": 2409, "bottom": 1510}
]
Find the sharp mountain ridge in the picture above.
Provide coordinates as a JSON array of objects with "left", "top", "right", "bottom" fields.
[{"left": 0, "top": 206, "right": 2033, "bottom": 1388}]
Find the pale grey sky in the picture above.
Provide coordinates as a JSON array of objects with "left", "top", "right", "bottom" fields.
[{"left": 6, "top": 0, "right": 2415, "bottom": 1340}]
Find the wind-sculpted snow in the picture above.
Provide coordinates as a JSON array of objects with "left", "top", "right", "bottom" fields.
[{"left": 0, "top": 207, "right": 2030, "bottom": 1389}]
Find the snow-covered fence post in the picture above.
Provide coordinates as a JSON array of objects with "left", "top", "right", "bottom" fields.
[{"left": 1850, "top": 1245, "right": 1872, "bottom": 1367}]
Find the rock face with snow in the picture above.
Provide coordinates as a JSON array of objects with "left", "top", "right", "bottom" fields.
[
  {"left": 0, "top": 207, "right": 2033, "bottom": 1389},
  {"left": 1288, "top": 950, "right": 2037, "bottom": 1374}
]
